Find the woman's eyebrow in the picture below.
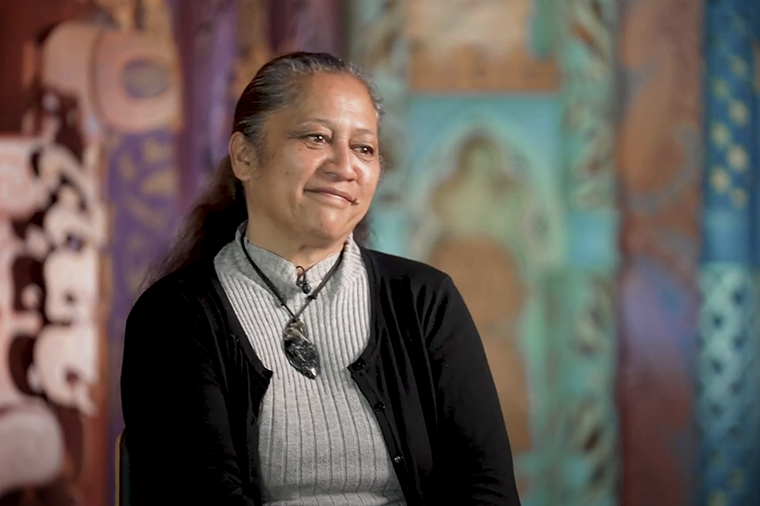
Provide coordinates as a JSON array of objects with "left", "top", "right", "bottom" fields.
[
  {"left": 295, "top": 118, "right": 334, "bottom": 129},
  {"left": 352, "top": 127, "right": 377, "bottom": 137},
  {"left": 296, "top": 118, "right": 376, "bottom": 137}
]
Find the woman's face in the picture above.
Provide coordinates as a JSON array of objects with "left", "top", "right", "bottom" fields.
[{"left": 237, "top": 73, "right": 381, "bottom": 248}]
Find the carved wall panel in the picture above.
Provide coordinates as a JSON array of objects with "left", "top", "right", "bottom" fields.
[
  {"left": 427, "top": 136, "right": 536, "bottom": 456},
  {"left": 424, "top": 138, "right": 548, "bottom": 499},
  {"left": 29, "top": 5, "right": 184, "bottom": 504},
  {"left": 0, "top": 127, "right": 106, "bottom": 504},
  {"left": 0, "top": 1, "right": 91, "bottom": 133}
]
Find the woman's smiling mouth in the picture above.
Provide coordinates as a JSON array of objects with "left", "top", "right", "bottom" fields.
[{"left": 305, "top": 187, "right": 356, "bottom": 205}]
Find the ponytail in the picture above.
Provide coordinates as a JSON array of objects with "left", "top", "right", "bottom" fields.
[{"left": 147, "top": 156, "right": 246, "bottom": 283}]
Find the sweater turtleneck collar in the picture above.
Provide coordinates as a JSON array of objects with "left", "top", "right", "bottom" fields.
[{"left": 231, "top": 223, "right": 364, "bottom": 301}]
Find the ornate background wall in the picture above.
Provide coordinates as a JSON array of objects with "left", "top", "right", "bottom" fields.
[
  {"left": 617, "top": 0, "right": 702, "bottom": 504},
  {"left": 0, "top": 1, "right": 758, "bottom": 505}
]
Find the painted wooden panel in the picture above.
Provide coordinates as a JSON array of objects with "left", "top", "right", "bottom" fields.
[
  {"left": 616, "top": 0, "right": 702, "bottom": 504},
  {"left": 407, "top": 0, "right": 558, "bottom": 91},
  {"left": 371, "top": 95, "right": 564, "bottom": 504},
  {"left": 699, "top": 1, "right": 760, "bottom": 505}
]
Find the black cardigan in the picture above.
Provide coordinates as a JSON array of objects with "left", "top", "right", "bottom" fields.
[{"left": 121, "top": 247, "right": 521, "bottom": 505}]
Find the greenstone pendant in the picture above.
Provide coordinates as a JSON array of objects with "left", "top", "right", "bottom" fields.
[{"left": 283, "top": 320, "right": 320, "bottom": 379}]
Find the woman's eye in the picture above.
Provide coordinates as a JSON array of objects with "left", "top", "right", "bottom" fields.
[
  {"left": 307, "top": 134, "right": 328, "bottom": 143},
  {"left": 355, "top": 145, "right": 375, "bottom": 156}
]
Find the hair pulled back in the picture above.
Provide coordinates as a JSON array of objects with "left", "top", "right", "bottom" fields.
[{"left": 151, "top": 52, "right": 383, "bottom": 282}]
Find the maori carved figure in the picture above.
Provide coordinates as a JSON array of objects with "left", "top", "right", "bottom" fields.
[
  {"left": 94, "top": 0, "right": 173, "bottom": 41},
  {"left": 0, "top": 120, "right": 104, "bottom": 498},
  {"left": 56, "top": 10, "right": 184, "bottom": 505},
  {"left": 38, "top": 11, "right": 182, "bottom": 302},
  {"left": 0, "top": 137, "right": 65, "bottom": 497},
  {"left": 0, "top": 1, "right": 178, "bottom": 499},
  {"left": 28, "top": 143, "right": 106, "bottom": 417},
  {"left": 93, "top": 30, "right": 181, "bottom": 133}
]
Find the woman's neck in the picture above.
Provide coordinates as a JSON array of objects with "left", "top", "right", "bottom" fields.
[{"left": 244, "top": 221, "right": 347, "bottom": 270}]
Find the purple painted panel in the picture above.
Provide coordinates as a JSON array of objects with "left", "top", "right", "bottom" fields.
[
  {"left": 107, "top": 129, "right": 180, "bottom": 503},
  {"left": 617, "top": 258, "right": 698, "bottom": 506},
  {"left": 616, "top": 0, "right": 702, "bottom": 503},
  {"left": 176, "top": 0, "right": 240, "bottom": 212}
]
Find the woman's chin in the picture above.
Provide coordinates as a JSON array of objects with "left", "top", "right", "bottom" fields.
[{"left": 303, "top": 218, "right": 354, "bottom": 246}]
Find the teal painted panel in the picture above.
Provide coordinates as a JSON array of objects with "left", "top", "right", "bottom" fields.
[
  {"left": 371, "top": 94, "right": 565, "bottom": 503},
  {"left": 371, "top": 94, "right": 565, "bottom": 263},
  {"left": 407, "top": 94, "right": 563, "bottom": 184},
  {"left": 565, "top": 210, "right": 619, "bottom": 269}
]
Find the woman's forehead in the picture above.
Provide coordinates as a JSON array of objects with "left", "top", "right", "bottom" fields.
[{"left": 293, "top": 74, "right": 375, "bottom": 113}]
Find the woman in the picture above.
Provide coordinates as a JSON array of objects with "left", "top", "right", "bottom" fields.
[{"left": 121, "top": 52, "right": 521, "bottom": 506}]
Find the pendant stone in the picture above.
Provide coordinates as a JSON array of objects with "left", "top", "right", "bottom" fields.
[{"left": 282, "top": 319, "right": 320, "bottom": 379}]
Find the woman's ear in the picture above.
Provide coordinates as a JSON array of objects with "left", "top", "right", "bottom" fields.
[{"left": 229, "top": 132, "right": 256, "bottom": 182}]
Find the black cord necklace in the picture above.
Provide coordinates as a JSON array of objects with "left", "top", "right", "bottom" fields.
[{"left": 239, "top": 235, "right": 344, "bottom": 379}]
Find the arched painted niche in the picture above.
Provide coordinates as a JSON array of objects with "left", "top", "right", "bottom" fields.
[{"left": 371, "top": 100, "right": 565, "bottom": 498}]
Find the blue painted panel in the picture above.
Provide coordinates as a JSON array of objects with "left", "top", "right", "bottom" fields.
[
  {"left": 700, "top": 1, "right": 760, "bottom": 505},
  {"left": 703, "top": 209, "right": 753, "bottom": 263}
]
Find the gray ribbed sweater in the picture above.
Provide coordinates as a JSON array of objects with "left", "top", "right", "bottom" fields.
[{"left": 214, "top": 228, "right": 405, "bottom": 506}]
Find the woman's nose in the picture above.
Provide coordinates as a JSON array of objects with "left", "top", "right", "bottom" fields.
[{"left": 322, "top": 141, "right": 356, "bottom": 180}]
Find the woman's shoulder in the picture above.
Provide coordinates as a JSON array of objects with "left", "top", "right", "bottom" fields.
[
  {"left": 360, "top": 248, "right": 471, "bottom": 334},
  {"left": 129, "top": 261, "right": 218, "bottom": 320},
  {"left": 361, "top": 247, "right": 453, "bottom": 290}
]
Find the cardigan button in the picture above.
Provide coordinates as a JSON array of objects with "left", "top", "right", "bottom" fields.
[
  {"left": 373, "top": 402, "right": 385, "bottom": 412},
  {"left": 352, "top": 359, "right": 366, "bottom": 371},
  {"left": 393, "top": 456, "right": 403, "bottom": 465}
]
